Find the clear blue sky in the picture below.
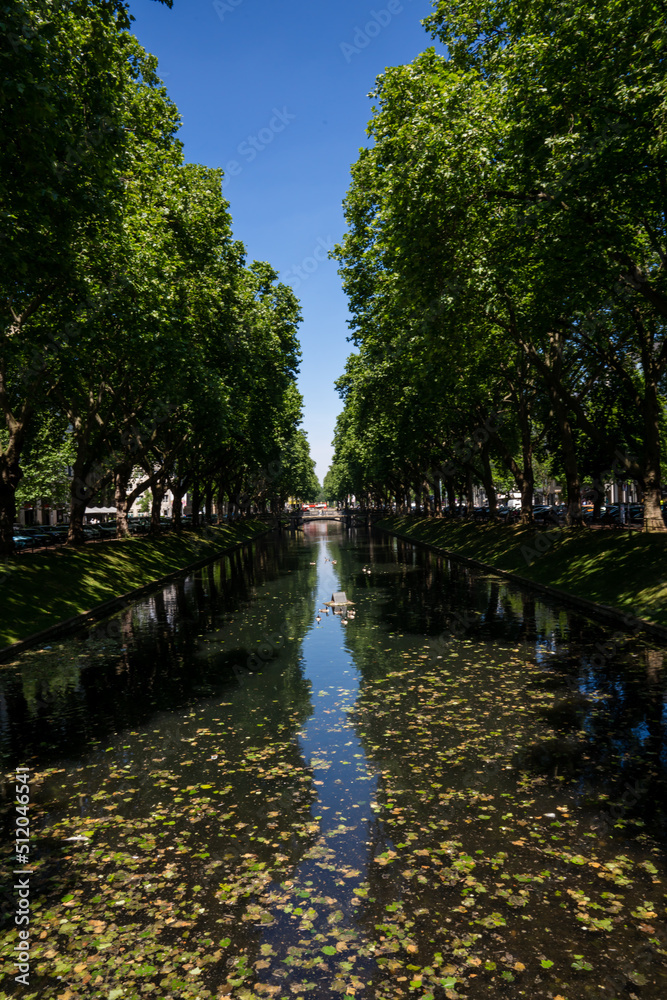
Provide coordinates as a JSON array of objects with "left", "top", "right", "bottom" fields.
[{"left": 128, "top": 0, "right": 440, "bottom": 481}]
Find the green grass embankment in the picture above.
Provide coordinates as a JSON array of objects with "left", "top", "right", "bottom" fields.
[
  {"left": 0, "top": 521, "right": 268, "bottom": 649},
  {"left": 377, "top": 516, "right": 667, "bottom": 629}
]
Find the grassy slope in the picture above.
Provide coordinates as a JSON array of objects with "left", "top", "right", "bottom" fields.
[
  {"left": 0, "top": 522, "right": 267, "bottom": 647},
  {"left": 378, "top": 516, "right": 667, "bottom": 628}
]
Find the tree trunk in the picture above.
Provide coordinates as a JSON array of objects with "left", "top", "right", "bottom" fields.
[
  {"left": 550, "top": 391, "right": 582, "bottom": 527},
  {"left": 67, "top": 454, "right": 95, "bottom": 546},
  {"left": 115, "top": 464, "right": 132, "bottom": 539},
  {"left": 422, "top": 480, "right": 431, "bottom": 514},
  {"left": 465, "top": 467, "right": 475, "bottom": 515},
  {"left": 519, "top": 472, "right": 534, "bottom": 523},
  {"left": 480, "top": 445, "right": 497, "bottom": 520},
  {"left": 0, "top": 452, "right": 21, "bottom": 557},
  {"left": 592, "top": 473, "right": 605, "bottom": 522},
  {"left": 434, "top": 475, "right": 442, "bottom": 515},
  {"left": 486, "top": 422, "right": 533, "bottom": 524},
  {"left": 205, "top": 481, "right": 213, "bottom": 523},
  {"left": 192, "top": 477, "right": 200, "bottom": 528},
  {"left": 172, "top": 480, "right": 186, "bottom": 530},
  {"left": 642, "top": 381, "right": 667, "bottom": 532},
  {"left": 445, "top": 478, "right": 457, "bottom": 516},
  {"left": 68, "top": 494, "right": 88, "bottom": 545},
  {"left": 0, "top": 384, "right": 31, "bottom": 555},
  {"left": 518, "top": 411, "right": 534, "bottom": 525},
  {"left": 412, "top": 483, "right": 421, "bottom": 516},
  {"left": 150, "top": 481, "right": 165, "bottom": 534}
]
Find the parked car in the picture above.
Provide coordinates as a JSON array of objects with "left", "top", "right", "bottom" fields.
[
  {"left": 600, "top": 504, "right": 641, "bottom": 526},
  {"left": 43, "top": 526, "right": 68, "bottom": 545},
  {"left": 582, "top": 505, "right": 606, "bottom": 523},
  {"left": 496, "top": 505, "right": 519, "bottom": 523},
  {"left": 127, "top": 518, "right": 150, "bottom": 534},
  {"left": 46, "top": 525, "right": 68, "bottom": 538},
  {"left": 600, "top": 505, "right": 620, "bottom": 525},
  {"left": 533, "top": 505, "right": 560, "bottom": 524},
  {"left": 96, "top": 524, "right": 117, "bottom": 538},
  {"left": 629, "top": 504, "right": 643, "bottom": 524},
  {"left": 18, "top": 526, "right": 55, "bottom": 547},
  {"left": 12, "top": 532, "right": 36, "bottom": 551}
]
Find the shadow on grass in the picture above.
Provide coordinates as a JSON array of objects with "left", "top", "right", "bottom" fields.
[
  {"left": 0, "top": 523, "right": 267, "bottom": 647},
  {"left": 379, "top": 517, "right": 667, "bottom": 628}
]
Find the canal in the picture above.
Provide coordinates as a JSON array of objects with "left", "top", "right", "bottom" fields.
[{"left": 1, "top": 523, "right": 666, "bottom": 1000}]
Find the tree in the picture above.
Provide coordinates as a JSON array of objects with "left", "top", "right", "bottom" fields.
[
  {"left": 425, "top": 0, "right": 667, "bottom": 530},
  {"left": 2, "top": 1, "right": 311, "bottom": 553},
  {"left": 11, "top": 410, "right": 75, "bottom": 512},
  {"left": 279, "top": 431, "right": 320, "bottom": 504},
  {"left": 333, "top": 1, "right": 667, "bottom": 530},
  {"left": 0, "top": 2, "right": 180, "bottom": 552}
]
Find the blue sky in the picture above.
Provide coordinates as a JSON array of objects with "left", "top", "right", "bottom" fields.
[{"left": 128, "top": 0, "right": 440, "bottom": 481}]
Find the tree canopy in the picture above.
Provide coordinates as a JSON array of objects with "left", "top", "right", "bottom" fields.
[
  {"left": 1, "top": 0, "right": 314, "bottom": 552},
  {"left": 329, "top": 0, "right": 667, "bottom": 530}
]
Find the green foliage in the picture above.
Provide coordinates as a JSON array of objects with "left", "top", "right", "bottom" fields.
[
  {"left": 0, "top": 1, "right": 305, "bottom": 549},
  {"left": 7, "top": 411, "right": 74, "bottom": 508},
  {"left": 279, "top": 431, "right": 320, "bottom": 503},
  {"left": 330, "top": 0, "right": 667, "bottom": 529}
]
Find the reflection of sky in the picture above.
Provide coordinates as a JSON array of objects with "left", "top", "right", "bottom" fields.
[
  {"left": 296, "top": 531, "right": 379, "bottom": 871},
  {"left": 5, "top": 535, "right": 667, "bottom": 997},
  {"left": 630, "top": 721, "right": 651, "bottom": 745},
  {"left": 2, "top": 524, "right": 667, "bottom": 815},
  {"left": 533, "top": 639, "right": 560, "bottom": 664}
]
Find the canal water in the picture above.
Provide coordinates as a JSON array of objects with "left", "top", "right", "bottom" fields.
[{"left": 1, "top": 523, "right": 666, "bottom": 1000}]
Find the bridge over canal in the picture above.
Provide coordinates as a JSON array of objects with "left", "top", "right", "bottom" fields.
[{"left": 285, "top": 510, "right": 387, "bottom": 529}]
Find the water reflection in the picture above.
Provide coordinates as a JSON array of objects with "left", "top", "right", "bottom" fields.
[
  {"left": 0, "top": 524, "right": 666, "bottom": 999},
  {"left": 0, "top": 535, "right": 317, "bottom": 765}
]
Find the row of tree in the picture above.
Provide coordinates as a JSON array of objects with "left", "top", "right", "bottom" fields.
[
  {"left": 1, "top": 1, "right": 318, "bottom": 556},
  {"left": 327, "top": 0, "right": 667, "bottom": 530}
]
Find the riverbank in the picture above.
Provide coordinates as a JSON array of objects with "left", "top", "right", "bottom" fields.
[
  {"left": 377, "top": 516, "right": 667, "bottom": 630},
  {"left": 0, "top": 521, "right": 269, "bottom": 650}
]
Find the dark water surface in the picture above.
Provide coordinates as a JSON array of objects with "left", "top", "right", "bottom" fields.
[{"left": 1, "top": 524, "right": 666, "bottom": 1000}]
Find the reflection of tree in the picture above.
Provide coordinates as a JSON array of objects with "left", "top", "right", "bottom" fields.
[
  {"left": 0, "top": 533, "right": 316, "bottom": 768},
  {"left": 3, "top": 665, "right": 320, "bottom": 1000},
  {"left": 347, "top": 528, "right": 667, "bottom": 839}
]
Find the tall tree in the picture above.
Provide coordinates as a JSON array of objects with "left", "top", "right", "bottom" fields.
[
  {"left": 0, "top": 3, "right": 179, "bottom": 552},
  {"left": 425, "top": 0, "right": 667, "bottom": 530}
]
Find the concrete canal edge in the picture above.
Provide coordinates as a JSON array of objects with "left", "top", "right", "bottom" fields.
[
  {"left": 0, "top": 524, "right": 275, "bottom": 665},
  {"left": 377, "top": 522, "right": 667, "bottom": 643}
]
